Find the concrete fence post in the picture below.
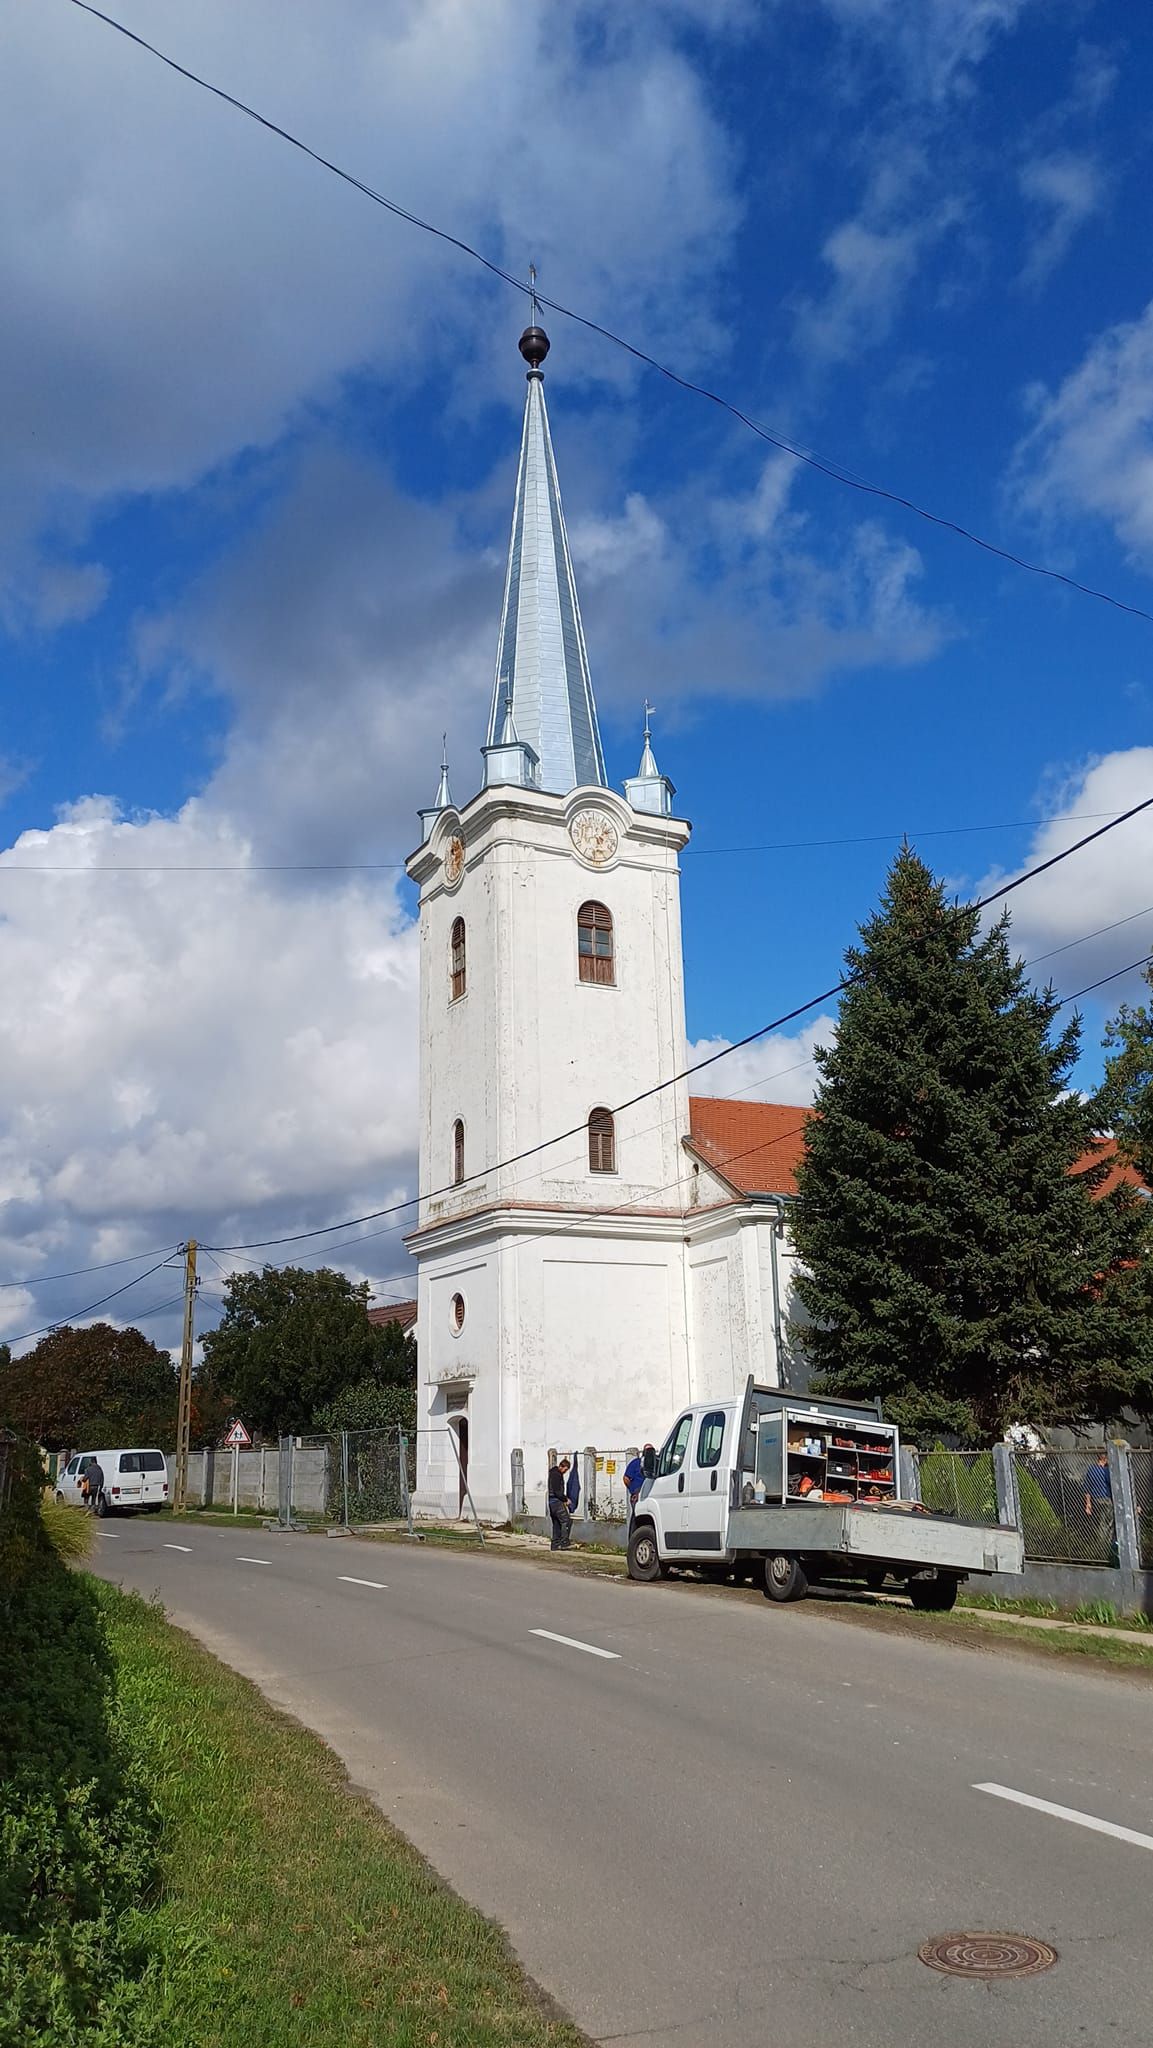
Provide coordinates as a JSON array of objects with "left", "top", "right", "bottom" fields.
[
  {"left": 993, "top": 1443, "right": 1020, "bottom": 1529},
  {"left": 510, "top": 1447, "right": 525, "bottom": 1518},
  {"left": 1108, "top": 1443, "right": 1141, "bottom": 1576},
  {"left": 899, "top": 1447, "right": 921, "bottom": 1502},
  {"left": 583, "top": 1446, "right": 597, "bottom": 1520},
  {"left": 278, "top": 1436, "right": 292, "bottom": 1529}
]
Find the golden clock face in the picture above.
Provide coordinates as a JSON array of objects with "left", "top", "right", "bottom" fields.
[
  {"left": 444, "top": 835, "right": 465, "bottom": 885},
  {"left": 569, "top": 808, "right": 619, "bottom": 867}
]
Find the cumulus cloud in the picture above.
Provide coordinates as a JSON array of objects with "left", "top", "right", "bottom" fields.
[
  {"left": 0, "top": 0, "right": 738, "bottom": 586},
  {"left": 976, "top": 749, "right": 1153, "bottom": 1006},
  {"left": 1018, "top": 151, "right": 1107, "bottom": 289},
  {"left": 0, "top": 797, "right": 418, "bottom": 1348},
  {"left": 791, "top": 146, "right": 965, "bottom": 368},
  {"left": 687, "top": 1017, "right": 837, "bottom": 1107},
  {"left": 1011, "top": 301, "right": 1153, "bottom": 567}
]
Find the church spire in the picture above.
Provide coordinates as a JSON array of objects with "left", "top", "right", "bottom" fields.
[
  {"left": 625, "top": 700, "right": 676, "bottom": 817},
  {"left": 485, "top": 290, "right": 607, "bottom": 796}
]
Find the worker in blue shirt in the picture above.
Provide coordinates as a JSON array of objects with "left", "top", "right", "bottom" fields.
[
  {"left": 1084, "top": 1448, "right": 1116, "bottom": 1564},
  {"left": 624, "top": 1444, "right": 654, "bottom": 1517}
]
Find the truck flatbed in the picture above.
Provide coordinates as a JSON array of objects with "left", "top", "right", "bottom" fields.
[{"left": 726, "top": 1501, "right": 1022, "bottom": 1577}]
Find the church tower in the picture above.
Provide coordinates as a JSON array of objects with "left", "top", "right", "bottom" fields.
[{"left": 406, "top": 313, "right": 696, "bottom": 1518}]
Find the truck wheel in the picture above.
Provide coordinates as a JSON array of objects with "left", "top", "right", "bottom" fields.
[
  {"left": 762, "top": 1553, "right": 808, "bottom": 1603},
  {"left": 627, "top": 1525, "right": 667, "bottom": 1583},
  {"left": 909, "top": 1574, "right": 958, "bottom": 1612}
]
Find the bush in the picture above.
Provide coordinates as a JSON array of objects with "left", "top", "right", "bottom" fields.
[{"left": 0, "top": 1442, "right": 169, "bottom": 2044}]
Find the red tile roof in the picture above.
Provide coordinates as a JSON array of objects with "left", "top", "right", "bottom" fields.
[
  {"left": 688, "top": 1102, "right": 1149, "bottom": 1204},
  {"left": 688, "top": 1098, "right": 808, "bottom": 1197},
  {"left": 367, "top": 1299, "right": 418, "bottom": 1330}
]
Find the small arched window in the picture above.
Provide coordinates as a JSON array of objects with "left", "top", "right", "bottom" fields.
[
  {"left": 588, "top": 1106, "right": 615, "bottom": 1174},
  {"left": 450, "top": 917, "right": 466, "bottom": 1001},
  {"left": 453, "top": 1118, "right": 465, "bottom": 1186},
  {"left": 578, "top": 901, "right": 614, "bottom": 984}
]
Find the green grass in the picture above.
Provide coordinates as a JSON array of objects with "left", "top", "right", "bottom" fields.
[
  {"left": 960, "top": 1589, "right": 1153, "bottom": 1632},
  {"left": 93, "top": 1581, "right": 589, "bottom": 2048}
]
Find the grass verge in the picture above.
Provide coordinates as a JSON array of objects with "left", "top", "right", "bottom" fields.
[{"left": 93, "top": 1580, "right": 589, "bottom": 2047}]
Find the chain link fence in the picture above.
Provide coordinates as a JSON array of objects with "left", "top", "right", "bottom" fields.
[
  {"left": 1128, "top": 1449, "right": 1153, "bottom": 1570},
  {"left": 914, "top": 1449, "right": 1000, "bottom": 1525},
  {"left": 1010, "top": 1449, "right": 1118, "bottom": 1565}
]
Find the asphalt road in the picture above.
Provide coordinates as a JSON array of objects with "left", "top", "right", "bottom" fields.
[{"left": 92, "top": 1519, "right": 1153, "bottom": 2047}]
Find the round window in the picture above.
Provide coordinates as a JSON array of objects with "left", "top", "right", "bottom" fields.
[{"left": 450, "top": 1292, "right": 465, "bottom": 1332}]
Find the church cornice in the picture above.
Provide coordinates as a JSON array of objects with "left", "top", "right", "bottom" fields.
[{"left": 405, "top": 1189, "right": 771, "bottom": 1255}]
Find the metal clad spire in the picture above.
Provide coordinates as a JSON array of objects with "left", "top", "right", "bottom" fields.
[{"left": 486, "top": 303, "right": 607, "bottom": 795}]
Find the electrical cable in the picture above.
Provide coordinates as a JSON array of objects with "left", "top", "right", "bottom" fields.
[
  {"left": 0, "top": 1242, "right": 183, "bottom": 1290},
  {"left": 0, "top": 808, "right": 1133, "bottom": 876},
  {"left": 64, "top": 0, "right": 1153, "bottom": 630},
  {"left": 3, "top": 1255, "right": 182, "bottom": 1350},
  {"left": 203, "top": 790, "right": 1153, "bottom": 1251}
]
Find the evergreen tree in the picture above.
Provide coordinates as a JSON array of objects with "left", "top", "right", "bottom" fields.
[
  {"left": 1094, "top": 962, "right": 1153, "bottom": 1187},
  {"left": 791, "top": 849, "right": 1152, "bottom": 1441}
]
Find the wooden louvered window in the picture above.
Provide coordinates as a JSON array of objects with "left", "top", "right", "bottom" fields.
[
  {"left": 450, "top": 917, "right": 466, "bottom": 1001},
  {"left": 588, "top": 1107, "right": 615, "bottom": 1174},
  {"left": 577, "top": 900, "right": 614, "bottom": 985},
  {"left": 453, "top": 1119, "right": 465, "bottom": 1186}
]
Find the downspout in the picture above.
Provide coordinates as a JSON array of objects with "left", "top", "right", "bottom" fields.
[{"left": 768, "top": 1206, "right": 786, "bottom": 1388}]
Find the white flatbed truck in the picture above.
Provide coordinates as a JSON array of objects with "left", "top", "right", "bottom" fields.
[{"left": 626, "top": 1381, "right": 1023, "bottom": 1609}]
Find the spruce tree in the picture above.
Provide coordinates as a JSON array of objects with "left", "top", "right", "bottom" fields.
[{"left": 791, "top": 848, "right": 1152, "bottom": 1442}]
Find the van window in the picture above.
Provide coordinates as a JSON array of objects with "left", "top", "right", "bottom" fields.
[
  {"left": 66, "top": 1457, "right": 80, "bottom": 1476},
  {"left": 139, "top": 1451, "right": 166, "bottom": 1472},
  {"left": 696, "top": 1411, "right": 726, "bottom": 1468},
  {"left": 657, "top": 1415, "right": 693, "bottom": 1478},
  {"left": 119, "top": 1453, "right": 141, "bottom": 1473}
]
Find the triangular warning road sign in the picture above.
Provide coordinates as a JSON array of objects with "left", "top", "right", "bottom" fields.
[{"left": 224, "top": 1420, "right": 252, "bottom": 1447}]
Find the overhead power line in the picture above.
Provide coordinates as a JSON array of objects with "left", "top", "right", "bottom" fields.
[
  {"left": 3, "top": 1255, "right": 181, "bottom": 1350},
  {"left": 66, "top": 0, "right": 1153, "bottom": 630},
  {"left": 0, "top": 1242, "right": 182, "bottom": 1290},
  {"left": 204, "top": 792, "right": 1153, "bottom": 1253},
  {"left": 0, "top": 807, "right": 1133, "bottom": 875}
]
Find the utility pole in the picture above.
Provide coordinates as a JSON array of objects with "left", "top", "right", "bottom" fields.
[{"left": 173, "top": 1239, "right": 197, "bottom": 1513}]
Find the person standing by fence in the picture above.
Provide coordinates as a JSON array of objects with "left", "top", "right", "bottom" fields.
[
  {"left": 547, "top": 1452, "right": 570, "bottom": 1551},
  {"left": 1084, "top": 1448, "right": 1116, "bottom": 1563}
]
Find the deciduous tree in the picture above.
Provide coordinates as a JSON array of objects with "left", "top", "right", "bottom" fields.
[
  {"left": 197, "top": 1266, "right": 415, "bottom": 1438},
  {"left": 0, "top": 1323, "right": 178, "bottom": 1449}
]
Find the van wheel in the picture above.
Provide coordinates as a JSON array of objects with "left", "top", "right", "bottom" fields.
[
  {"left": 763, "top": 1553, "right": 808, "bottom": 1603},
  {"left": 54, "top": 1491, "right": 65, "bottom": 1505},
  {"left": 96, "top": 1491, "right": 113, "bottom": 1519},
  {"left": 627, "top": 1525, "right": 667, "bottom": 1583},
  {"left": 909, "top": 1575, "right": 958, "bottom": 1612}
]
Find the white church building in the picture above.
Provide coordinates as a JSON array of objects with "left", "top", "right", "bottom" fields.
[{"left": 406, "top": 315, "right": 806, "bottom": 1521}]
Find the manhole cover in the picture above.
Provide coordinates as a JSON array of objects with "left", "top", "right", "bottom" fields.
[{"left": 917, "top": 1934, "right": 1058, "bottom": 1979}]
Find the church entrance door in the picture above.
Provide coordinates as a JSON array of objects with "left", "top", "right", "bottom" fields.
[{"left": 449, "top": 1415, "right": 469, "bottom": 1516}]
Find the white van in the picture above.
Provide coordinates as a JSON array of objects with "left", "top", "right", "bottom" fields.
[{"left": 56, "top": 1449, "right": 169, "bottom": 1516}]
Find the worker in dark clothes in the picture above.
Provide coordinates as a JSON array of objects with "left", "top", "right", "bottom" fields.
[
  {"left": 547, "top": 1452, "right": 570, "bottom": 1551},
  {"left": 565, "top": 1453, "right": 581, "bottom": 1524},
  {"left": 84, "top": 1459, "right": 105, "bottom": 1514}
]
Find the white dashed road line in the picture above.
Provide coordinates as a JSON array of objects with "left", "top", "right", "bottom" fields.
[
  {"left": 338, "top": 1575, "right": 388, "bottom": 1589},
  {"left": 163, "top": 1543, "right": 192, "bottom": 1553},
  {"left": 530, "top": 1628, "right": 621, "bottom": 1661},
  {"left": 975, "top": 1782, "right": 1153, "bottom": 1853},
  {"left": 236, "top": 1557, "right": 271, "bottom": 1566}
]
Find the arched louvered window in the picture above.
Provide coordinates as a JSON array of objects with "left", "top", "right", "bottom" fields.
[
  {"left": 578, "top": 900, "right": 614, "bottom": 984},
  {"left": 453, "top": 1119, "right": 465, "bottom": 1186},
  {"left": 588, "top": 1106, "right": 615, "bottom": 1174},
  {"left": 450, "top": 917, "right": 466, "bottom": 1001}
]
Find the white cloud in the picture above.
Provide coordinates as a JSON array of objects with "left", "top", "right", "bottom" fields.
[
  {"left": 792, "top": 147, "right": 964, "bottom": 368},
  {"left": 976, "top": 749, "right": 1153, "bottom": 1006},
  {"left": 1018, "top": 151, "right": 1106, "bottom": 288},
  {"left": 1012, "top": 301, "right": 1153, "bottom": 566},
  {"left": 0, "top": 0, "right": 738, "bottom": 585},
  {"left": 687, "top": 1017, "right": 837, "bottom": 1107},
  {"left": 0, "top": 796, "right": 419, "bottom": 1347},
  {"left": 817, "top": 0, "right": 1032, "bottom": 101}
]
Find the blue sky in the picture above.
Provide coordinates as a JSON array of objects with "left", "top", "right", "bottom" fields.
[{"left": 2, "top": 0, "right": 1152, "bottom": 1349}]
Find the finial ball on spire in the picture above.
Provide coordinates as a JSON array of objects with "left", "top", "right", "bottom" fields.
[{"left": 519, "top": 324, "right": 550, "bottom": 369}]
